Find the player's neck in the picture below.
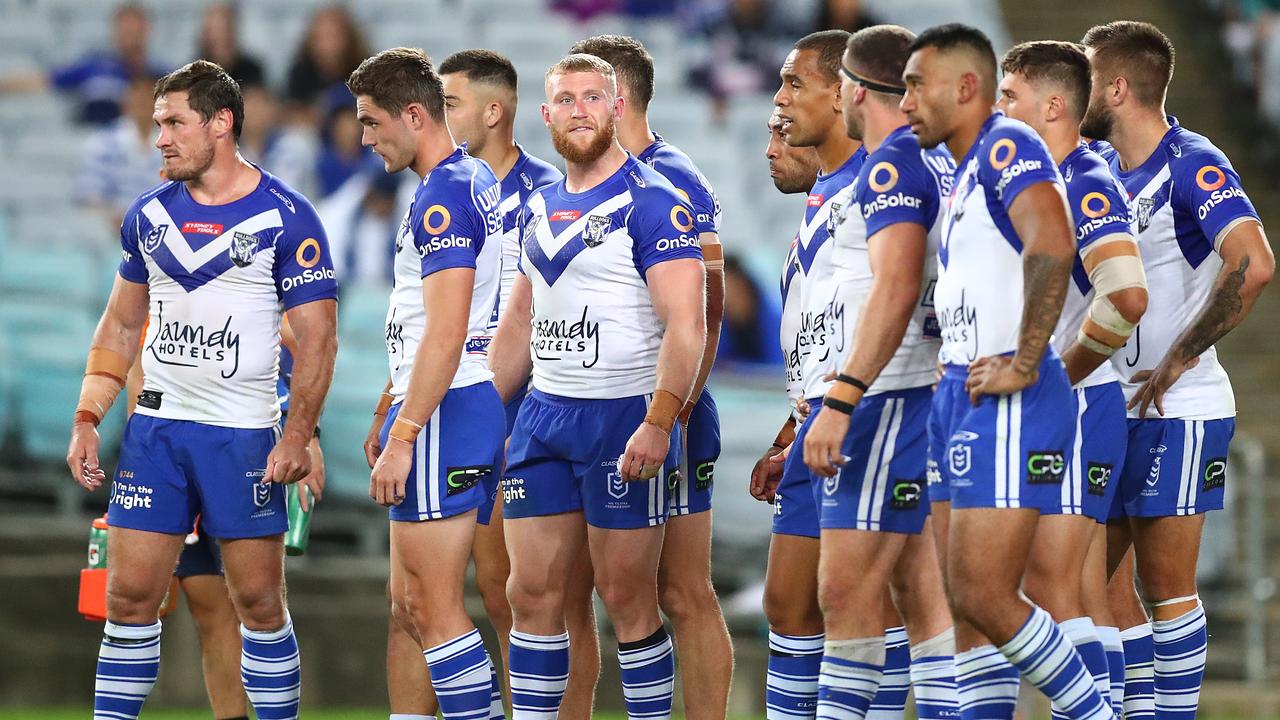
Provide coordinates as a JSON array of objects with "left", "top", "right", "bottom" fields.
[
  {"left": 1043, "top": 124, "right": 1081, "bottom": 167},
  {"left": 476, "top": 136, "right": 521, "bottom": 181},
  {"left": 564, "top": 143, "right": 628, "bottom": 193},
  {"left": 860, "top": 112, "right": 907, "bottom": 155},
  {"left": 185, "top": 152, "right": 260, "bottom": 205},
  {"left": 410, "top": 130, "right": 458, "bottom": 179},
  {"left": 616, "top": 112, "right": 656, "bottom": 157},
  {"left": 816, "top": 131, "right": 861, "bottom": 175},
  {"left": 1108, "top": 110, "right": 1172, "bottom": 172},
  {"left": 944, "top": 112, "right": 988, "bottom": 167}
]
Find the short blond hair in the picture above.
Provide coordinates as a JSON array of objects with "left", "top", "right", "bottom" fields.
[{"left": 544, "top": 53, "right": 617, "bottom": 96}]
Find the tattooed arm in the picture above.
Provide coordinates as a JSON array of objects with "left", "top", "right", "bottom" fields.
[
  {"left": 966, "top": 182, "right": 1076, "bottom": 403},
  {"left": 1129, "top": 220, "right": 1274, "bottom": 417}
]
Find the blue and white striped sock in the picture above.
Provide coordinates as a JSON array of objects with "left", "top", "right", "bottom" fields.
[
  {"left": 1051, "top": 617, "right": 1110, "bottom": 719},
  {"left": 908, "top": 628, "right": 960, "bottom": 719},
  {"left": 816, "top": 636, "right": 885, "bottom": 720},
  {"left": 954, "top": 645, "right": 1019, "bottom": 719},
  {"left": 1119, "top": 624, "right": 1155, "bottom": 720},
  {"left": 486, "top": 654, "right": 505, "bottom": 720},
  {"left": 508, "top": 629, "right": 568, "bottom": 719},
  {"left": 999, "top": 606, "right": 1112, "bottom": 720},
  {"left": 1094, "top": 626, "right": 1124, "bottom": 718},
  {"left": 1152, "top": 602, "right": 1207, "bottom": 720},
  {"left": 424, "top": 629, "right": 497, "bottom": 720},
  {"left": 866, "top": 627, "right": 910, "bottom": 719},
  {"left": 617, "top": 626, "right": 675, "bottom": 720},
  {"left": 94, "top": 619, "right": 161, "bottom": 720},
  {"left": 767, "top": 631, "right": 824, "bottom": 719},
  {"left": 240, "top": 615, "right": 301, "bottom": 720}
]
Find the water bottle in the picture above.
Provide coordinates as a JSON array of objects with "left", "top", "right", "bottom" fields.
[
  {"left": 285, "top": 484, "right": 312, "bottom": 556},
  {"left": 87, "top": 515, "right": 108, "bottom": 569}
]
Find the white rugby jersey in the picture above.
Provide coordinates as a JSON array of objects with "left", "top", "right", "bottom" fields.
[
  {"left": 118, "top": 168, "right": 337, "bottom": 428},
  {"left": 796, "top": 148, "right": 866, "bottom": 399},
  {"left": 518, "top": 155, "right": 702, "bottom": 398},
  {"left": 387, "top": 147, "right": 502, "bottom": 397},
  {"left": 937, "top": 113, "right": 1063, "bottom": 365},
  {"left": 825, "top": 125, "right": 952, "bottom": 393},
  {"left": 1050, "top": 142, "right": 1133, "bottom": 388},
  {"left": 779, "top": 238, "right": 804, "bottom": 405},
  {"left": 1104, "top": 119, "right": 1259, "bottom": 419},
  {"left": 492, "top": 146, "right": 562, "bottom": 325}
]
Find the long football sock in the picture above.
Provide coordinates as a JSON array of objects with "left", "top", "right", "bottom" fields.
[
  {"left": 508, "top": 629, "right": 568, "bottom": 719},
  {"left": 617, "top": 626, "right": 675, "bottom": 720},
  {"left": 998, "top": 606, "right": 1111, "bottom": 720},
  {"left": 1120, "top": 623, "right": 1155, "bottom": 720},
  {"left": 94, "top": 619, "right": 162, "bottom": 720},
  {"left": 1152, "top": 602, "right": 1207, "bottom": 720},
  {"left": 908, "top": 628, "right": 960, "bottom": 719},
  {"left": 767, "top": 631, "right": 824, "bottom": 719},
  {"left": 240, "top": 615, "right": 302, "bottom": 720},
  {"left": 1051, "top": 617, "right": 1110, "bottom": 719},
  {"left": 866, "top": 627, "right": 910, "bottom": 719},
  {"left": 954, "top": 645, "right": 1018, "bottom": 719},
  {"left": 424, "top": 629, "right": 496, "bottom": 720},
  {"left": 816, "top": 636, "right": 885, "bottom": 720}
]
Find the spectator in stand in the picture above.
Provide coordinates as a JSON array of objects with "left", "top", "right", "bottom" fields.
[
  {"left": 686, "top": 0, "right": 802, "bottom": 122},
  {"left": 315, "top": 86, "right": 373, "bottom": 197},
  {"left": 0, "top": 3, "right": 168, "bottom": 125},
  {"left": 284, "top": 6, "right": 370, "bottom": 117},
  {"left": 814, "top": 0, "right": 881, "bottom": 33},
  {"left": 239, "top": 79, "right": 321, "bottom": 199},
  {"left": 718, "top": 253, "right": 784, "bottom": 367},
  {"left": 75, "top": 73, "right": 161, "bottom": 230},
  {"left": 317, "top": 168, "right": 404, "bottom": 288},
  {"left": 197, "top": 3, "right": 265, "bottom": 89}
]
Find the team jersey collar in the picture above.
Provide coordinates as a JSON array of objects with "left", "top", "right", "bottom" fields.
[
  {"left": 637, "top": 133, "right": 666, "bottom": 163},
  {"left": 555, "top": 153, "right": 635, "bottom": 201},
  {"left": 1060, "top": 141, "right": 1091, "bottom": 174},
  {"left": 882, "top": 123, "right": 915, "bottom": 149},
  {"left": 818, "top": 145, "right": 865, "bottom": 181},
  {"left": 176, "top": 161, "right": 269, "bottom": 210},
  {"left": 1114, "top": 116, "right": 1181, "bottom": 181},
  {"left": 955, "top": 112, "right": 1003, "bottom": 176}
]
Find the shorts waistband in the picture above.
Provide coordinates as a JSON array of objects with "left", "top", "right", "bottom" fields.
[{"left": 529, "top": 389, "right": 646, "bottom": 407}]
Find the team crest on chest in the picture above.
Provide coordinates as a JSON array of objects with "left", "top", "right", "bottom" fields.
[
  {"left": 229, "top": 231, "right": 260, "bottom": 267},
  {"left": 142, "top": 223, "right": 168, "bottom": 253},
  {"left": 1136, "top": 197, "right": 1156, "bottom": 233},
  {"left": 582, "top": 215, "right": 612, "bottom": 248},
  {"left": 826, "top": 202, "right": 847, "bottom": 234}
]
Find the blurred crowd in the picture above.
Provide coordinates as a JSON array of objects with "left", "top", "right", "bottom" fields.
[
  {"left": 0, "top": 0, "right": 883, "bottom": 371},
  {"left": 1217, "top": 0, "right": 1280, "bottom": 126}
]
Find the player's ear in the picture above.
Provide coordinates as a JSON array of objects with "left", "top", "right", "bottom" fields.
[
  {"left": 614, "top": 94, "right": 625, "bottom": 120},
  {"left": 1111, "top": 75, "right": 1129, "bottom": 107},
  {"left": 485, "top": 100, "right": 502, "bottom": 129},
  {"left": 212, "top": 107, "right": 234, "bottom": 139},
  {"left": 541, "top": 102, "right": 551, "bottom": 127},
  {"left": 1045, "top": 93, "right": 1066, "bottom": 123}
]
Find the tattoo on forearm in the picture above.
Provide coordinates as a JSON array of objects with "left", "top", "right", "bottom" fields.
[
  {"left": 1173, "top": 255, "right": 1250, "bottom": 362},
  {"left": 1016, "top": 253, "right": 1072, "bottom": 377}
]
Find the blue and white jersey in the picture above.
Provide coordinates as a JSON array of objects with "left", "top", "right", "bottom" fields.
[
  {"left": 118, "top": 168, "right": 337, "bottom": 428},
  {"left": 937, "top": 113, "right": 1063, "bottom": 365},
  {"left": 637, "top": 132, "right": 722, "bottom": 234},
  {"left": 387, "top": 147, "right": 502, "bottom": 397},
  {"left": 1051, "top": 142, "right": 1134, "bottom": 388},
  {"left": 796, "top": 148, "right": 867, "bottom": 399},
  {"left": 1106, "top": 118, "right": 1260, "bottom": 419},
  {"left": 518, "top": 155, "right": 702, "bottom": 398},
  {"left": 493, "top": 146, "right": 562, "bottom": 323},
  {"left": 825, "top": 126, "right": 953, "bottom": 393},
  {"left": 780, "top": 238, "right": 804, "bottom": 406}
]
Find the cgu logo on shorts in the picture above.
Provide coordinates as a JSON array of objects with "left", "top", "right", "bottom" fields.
[
  {"left": 1026, "top": 451, "right": 1065, "bottom": 484},
  {"left": 890, "top": 479, "right": 922, "bottom": 510},
  {"left": 1087, "top": 462, "right": 1112, "bottom": 496}
]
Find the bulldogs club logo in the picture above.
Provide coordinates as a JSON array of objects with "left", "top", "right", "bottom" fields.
[
  {"left": 229, "top": 231, "right": 261, "bottom": 268},
  {"left": 582, "top": 215, "right": 612, "bottom": 248}
]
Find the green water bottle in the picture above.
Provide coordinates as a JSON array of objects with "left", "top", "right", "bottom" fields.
[
  {"left": 285, "top": 484, "right": 312, "bottom": 556},
  {"left": 88, "top": 516, "right": 109, "bottom": 569}
]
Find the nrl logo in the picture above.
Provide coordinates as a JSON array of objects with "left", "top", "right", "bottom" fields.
[
  {"left": 1136, "top": 197, "right": 1156, "bottom": 233},
  {"left": 582, "top": 215, "right": 611, "bottom": 247},
  {"left": 142, "top": 223, "right": 168, "bottom": 253},
  {"left": 522, "top": 215, "right": 541, "bottom": 244},
  {"left": 229, "top": 231, "right": 260, "bottom": 267}
]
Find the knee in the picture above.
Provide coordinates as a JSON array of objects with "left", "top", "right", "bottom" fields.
[
  {"left": 816, "top": 574, "right": 859, "bottom": 618},
  {"left": 506, "top": 570, "right": 564, "bottom": 621},
  {"left": 595, "top": 572, "right": 654, "bottom": 618},
  {"left": 105, "top": 583, "right": 162, "bottom": 624},
  {"left": 764, "top": 582, "right": 822, "bottom": 634},
  {"left": 657, "top": 574, "right": 718, "bottom": 623},
  {"left": 230, "top": 585, "right": 285, "bottom": 630},
  {"left": 479, "top": 578, "right": 513, "bottom": 632}
]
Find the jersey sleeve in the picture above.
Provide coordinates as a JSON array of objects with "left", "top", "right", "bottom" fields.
[
  {"left": 1175, "top": 150, "right": 1260, "bottom": 250},
  {"left": 117, "top": 209, "right": 148, "bottom": 284},
  {"left": 628, "top": 185, "right": 704, "bottom": 274},
  {"left": 411, "top": 184, "right": 482, "bottom": 278},
  {"left": 858, "top": 148, "right": 939, "bottom": 239},
  {"left": 978, "top": 121, "right": 1060, "bottom": 210},
  {"left": 655, "top": 157, "right": 720, "bottom": 234},
  {"left": 273, "top": 193, "right": 338, "bottom": 309},
  {"left": 1068, "top": 164, "right": 1132, "bottom": 251}
]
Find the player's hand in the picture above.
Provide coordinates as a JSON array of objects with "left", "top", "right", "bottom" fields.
[
  {"left": 1128, "top": 355, "right": 1200, "bottom": 418},
  {"left": 298, "top": 436, "right": 325, "bottom": 512},
  {"left": 363, "top": 415, "right": 384, "bottom": 469},
  {"left": 965, "top": 355, "right": 1037, "bottom": 405},
  {"left": 793, "top": 398, "right": 812, "bottom": 424},
  {"left": 67, "top": 421, "right": 106, "bottom": 492},
  {"left": 620, "top": 422, "right": 670, "bottom": 482},
  {"left": 749, "top": 444, "right": 786, "bottom": 503},
  {"left": 370, "top": 437, "right": 411, "bottom": 506},
  {"left": 265, "top": 431, "right": 312, "bottom": 485},
  {"left": 804, "top": 407, "right": 851, "bottom": 478}
]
